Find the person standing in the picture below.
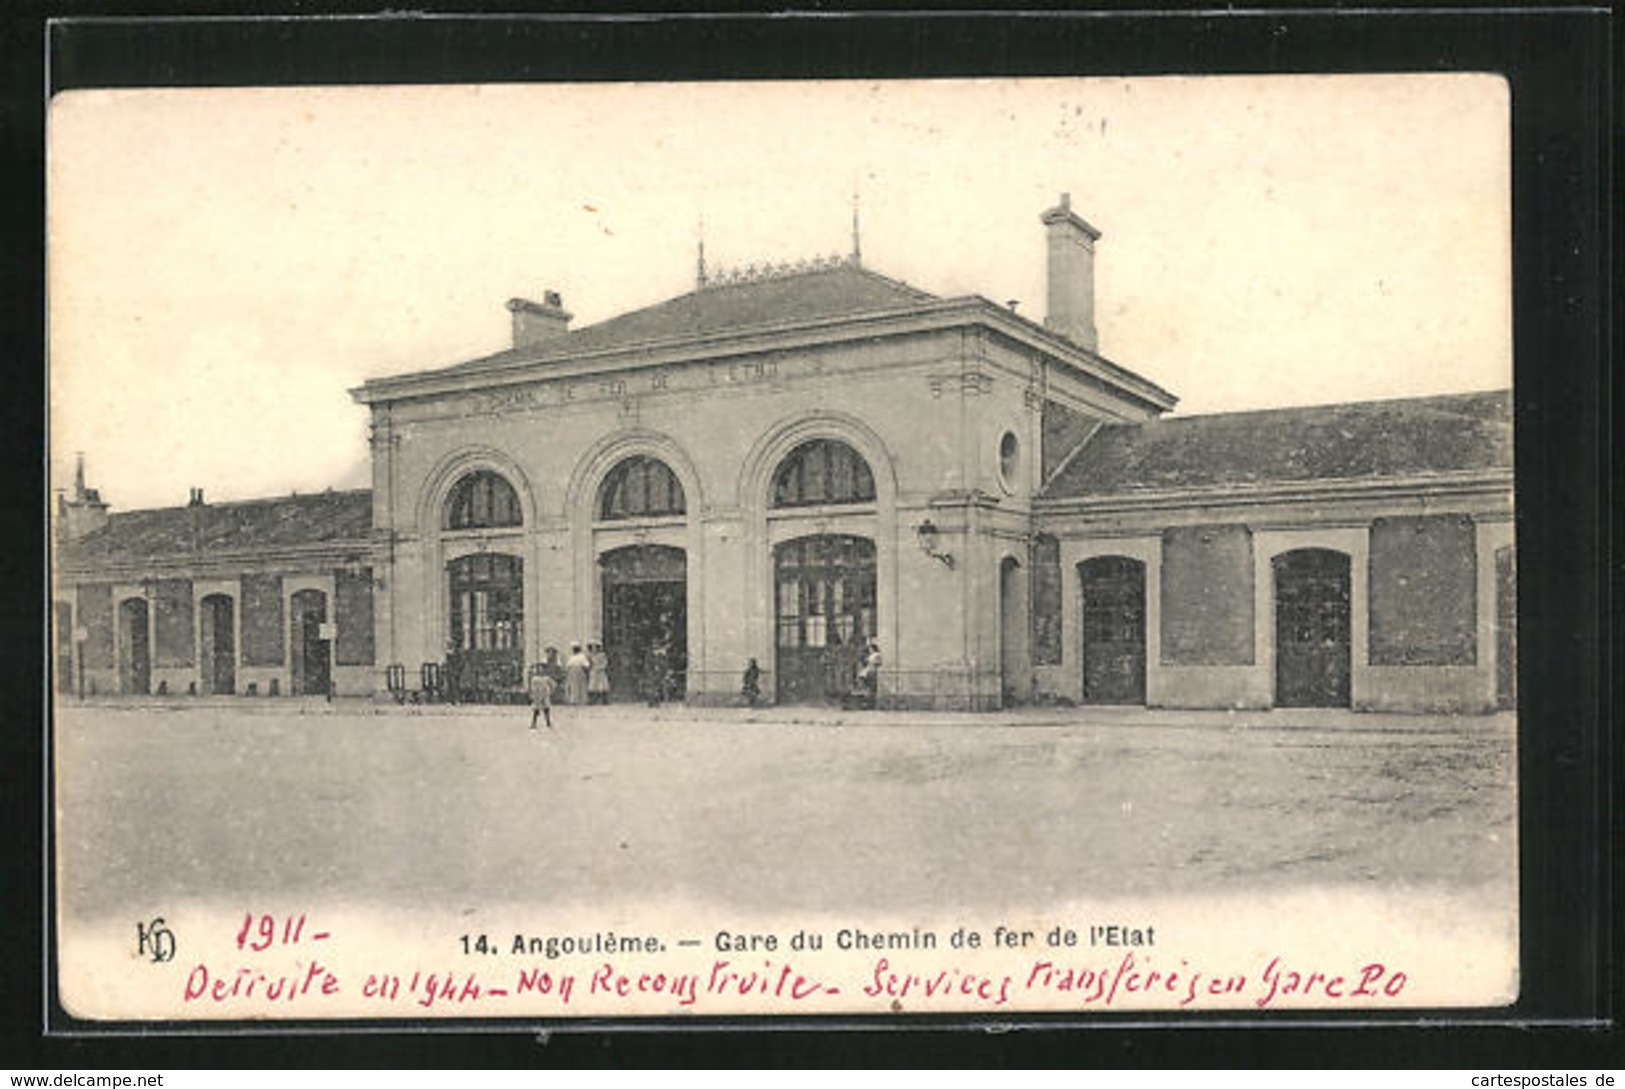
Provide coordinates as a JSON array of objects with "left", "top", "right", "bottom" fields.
[
  {"left": 564, "top": 642, "right": 590, "bottom": 706},
  {"left": 741, "top": 657, "right": 761, "bottom": 707},
  {"left": 587, "top": 641, "right": 611, "bottom": 705},
  {"left": 528, "top": 666, "right": 555, "bottom": 730},
  {"left": 859, "top": 639, "right": 882, "bottom": 708},
  {"left": 643, "top": 640, "right": 668, "bottom": 707}
]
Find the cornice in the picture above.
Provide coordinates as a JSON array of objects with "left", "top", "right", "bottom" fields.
[
  {"left": 1033, "top": 469, "right": 1514, "bottom": 517},
  {"left": 56, "top": 537, "right": 374, "bottom": 581},
  {"left": 351, "top": 297, "right": 1176, "bottom": 415}
]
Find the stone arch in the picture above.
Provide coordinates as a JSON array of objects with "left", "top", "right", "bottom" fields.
[
  {"left": 998, "top": 552, "right": 1029, "bottom": 707},
  {"left": 562, "top": 429, "right": 706, "bottom": 689},
  {"left": 739, "top": 411, "right": 899, "bottom": 705},
  {"left": 564, "top": 428, "right": 705, "bottom": 526},
  {"left": 1252, "top": 526, "right": 1369, "bottom": 710},
  {"left": 415, "top": 445, "right": 538, "bottom": 538},
  {"left": 411, "top": 447, "right": 536, "bottom": 686},
  {"left": 116, "top": 595, "right": 151, "bottom": 696},
  {"left": 738, "top": 410, "right": 898, "bottom": 516}
]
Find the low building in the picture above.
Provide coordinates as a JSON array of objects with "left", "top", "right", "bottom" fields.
[
  {"left": 53, "top": 196, "right": 1514, "bottom": 712},
  {"left": 55, "top": 472, "right": 377, "bottom": 699}
]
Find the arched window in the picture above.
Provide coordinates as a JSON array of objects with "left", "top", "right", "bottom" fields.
[
  {"left": 772, "top": 439, "right": 875, "bottom": 509},
  {"left": 448, "top": 553, "right": 524, "bottom": 653},
  {"left": 444, "top": 471, "right": 522, "bottom": 530},
  {"left": 598, "top": 456, "right": 686, "bottom": 520}
]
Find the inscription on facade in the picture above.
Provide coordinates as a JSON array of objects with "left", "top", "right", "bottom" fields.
[
  {"left": 722, "top": 359, "right": 779, "bottom": 385},
  {"left": 477, "top": 386, "right": 546, "bottom": 414}
]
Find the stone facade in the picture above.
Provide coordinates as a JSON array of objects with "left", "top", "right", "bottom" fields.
[{"left": 53, "top": 197, "right": 1514, "bottom": 713}]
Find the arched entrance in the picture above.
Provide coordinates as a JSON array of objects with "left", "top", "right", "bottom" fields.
[
  {"left": 600, "top": 545, "right": 686, "bottom": 703},
  {"left": 445, "top": 553, "right": 524, "bottom": 701},
  {"left": 1273, "top": 548, "right": 1351, "bottom": 708},
  {"left": 999, "top": 556, "right": 1027, "bottom": 707},
  {"left": 199, "top": 593, "right": 235, "bottom": 695},
  {"left": 1495, "top": 546, "right": 1516, "bottom": 709},
  {"left": 289, "top": 589, "right": 330, "bottom": 697},
  {"left": 774, "top": 534, "right": 877, "bottom": 704},
  {"left": 1079, "top": 556, "right": 1146, "bottom": 705},
  {"left": 117, "top": 597, "right": 150, "bottom": 695}
]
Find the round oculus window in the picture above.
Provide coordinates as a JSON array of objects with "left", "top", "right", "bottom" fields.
[{"left": 998, "top": 431, "right": 1020, "bottom": 493}]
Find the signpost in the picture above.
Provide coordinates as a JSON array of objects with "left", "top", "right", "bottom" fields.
[{"left": 318, "top": 621, "right": 338, "bottom": 701}]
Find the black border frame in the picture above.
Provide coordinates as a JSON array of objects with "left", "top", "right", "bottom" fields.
[{"left": 7, "top": 6, "right": 1614, "bottom": 1068}]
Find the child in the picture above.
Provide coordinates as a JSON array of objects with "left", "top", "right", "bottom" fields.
[{"left": 529, "top": 666, "right": 556, "bottom": 730}]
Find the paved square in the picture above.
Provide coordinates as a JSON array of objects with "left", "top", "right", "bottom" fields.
[{"left": 55, "top": 701, "right": 1516, "bottom": 925}]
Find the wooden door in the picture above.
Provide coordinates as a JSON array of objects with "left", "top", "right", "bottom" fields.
[
  {"left": 774, "top": 535, "right": 876, "bottom": 704},
  {"left": 1080, "top": 556, "right": 1146, "bottom": 705},
  {"left": 1273, "top": 549, "right": 1351, "bottom": 708}
]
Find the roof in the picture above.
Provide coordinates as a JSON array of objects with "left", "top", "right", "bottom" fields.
[
  {"left": 1041, "top": 389, "right": 1513, "bottom": 499},
  {"left": 448, "top": 262, "right": 940, "bottom": 371},
  {"left": 355, "top": 258, "right": 1179, "bottom": 414},
  {"left": 61, "top": 489, "right": 373, "bottom": 567}
]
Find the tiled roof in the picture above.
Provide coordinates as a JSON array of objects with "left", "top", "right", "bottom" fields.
[
  {"left": 450, "top": 263, "right": 939, "bottom": 370},
  {"left": 61, "top": 489, "right": 373, "bottom": 567},
  {"left": 1041, "top": 390, "right": 1513, "bottom": 499}
]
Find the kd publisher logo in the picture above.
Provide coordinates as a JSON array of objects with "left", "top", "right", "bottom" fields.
[{"left": 135, "top": 917, "right": 176, "bottom": 963}]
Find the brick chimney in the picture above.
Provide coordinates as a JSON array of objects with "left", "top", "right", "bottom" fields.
[
  {"left": 506, "top": 289, "right": 572, "bottom": 349},
  {"left": 1040, "top": 193, "right": 1101, "bottom": 352},
  {"left": 57, "top": 453, "right": 109, "bottom": 541}
]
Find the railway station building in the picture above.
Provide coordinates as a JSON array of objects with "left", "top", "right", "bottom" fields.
[{"left": 54, "top": 196, "right": 1515, "bottom": 712}]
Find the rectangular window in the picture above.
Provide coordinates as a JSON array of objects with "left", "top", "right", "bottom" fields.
[
  {"left": 240, "top": 575, "right": 284, "bottom": 667},
  {"left": 335, "top": 568, "right": 375, "bottom": 666},
  {"left": 1159, "top": 526, "right": 1255, "bottom": 666},
  {"left": 77, "top": 583, "right": 115, "bottom": 671},
  {"left": 152, "top": 578, "right": 195, "bottom": 668},
  {"left": 472, "top": 589, "right": 491, "bottom": 649},
  {"left": 1031, "top": 535, "right": 1063, "bottom": 666},
  {"left": 1369, "top": 515, "right": 1477, "bottom": 665},
  {"left": 777, "top": 578, "right": 802, "bottom": 648}
]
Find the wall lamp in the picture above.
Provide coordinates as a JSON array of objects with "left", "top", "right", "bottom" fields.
[{"left": 916, "top": 519, "right": 955, "bottom": 569}]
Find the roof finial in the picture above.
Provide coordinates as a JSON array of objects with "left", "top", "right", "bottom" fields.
[
  {"left": 850, "top": 188, "right": 862, "bottom": 266},
  {"left": 696, "top": 216, "right": 708, "bottom": 288}
]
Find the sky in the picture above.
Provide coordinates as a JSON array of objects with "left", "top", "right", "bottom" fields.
[{"left": 48, "top": 76, "right": 1511, "bottom": 512}]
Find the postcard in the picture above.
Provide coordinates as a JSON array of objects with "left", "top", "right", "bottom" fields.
[{"left": 49, "top": 75, "right": 1516, "bottom": 1021}]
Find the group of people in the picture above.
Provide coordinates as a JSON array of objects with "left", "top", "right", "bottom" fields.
[
  {"left": 532, "top": 635, "right": 883, "bottom": 728},
  {"left": 740, "top": 639, "right": 882, "bottom": 709},
  {"left": 528, "top": 641, "right": 610, "bottom": 730}
]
